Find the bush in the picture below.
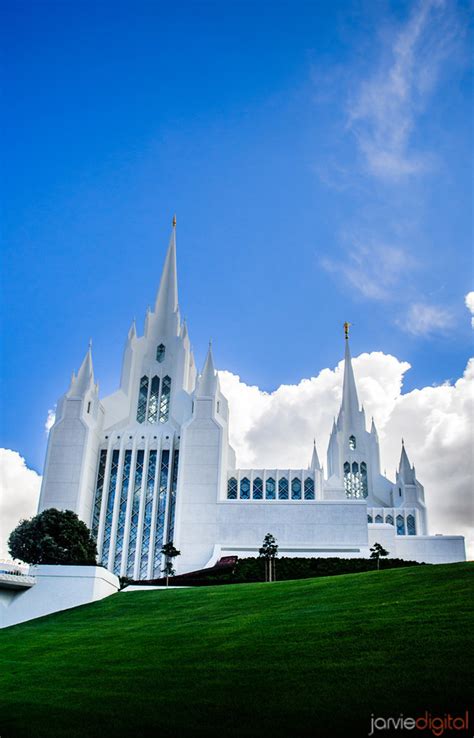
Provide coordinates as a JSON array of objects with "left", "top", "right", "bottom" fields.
[{"left": 8, "top": 508, "right": 97, "bottom": 566}]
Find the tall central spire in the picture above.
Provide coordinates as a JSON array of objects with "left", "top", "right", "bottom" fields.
[
  {"left": 337, "top": 327, "right": 362, "bottom": 429},
  {"left": 154, "top": 219, "right": 178, "bottom": 318}
]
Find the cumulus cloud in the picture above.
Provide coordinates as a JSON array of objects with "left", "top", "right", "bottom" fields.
[
  {"left": 399, "top": 302, "right": 455, "bottom": 336},
  {"left": 465, "top": 291, "right": 474, "bottom": 328},
  {"left": 348, "top": 0, "right": 460, "bottom": 180},
  {"left": 45, "top": 408, "right": 56, "bottom": 434},
  {"left": 219, "top": 351, "right": 473, "bottom": 558},
  {"left": 0, "top": 449, "right": 41, "bottom": 559}
]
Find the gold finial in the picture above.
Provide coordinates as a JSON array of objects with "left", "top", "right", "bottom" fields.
[
  {"left": 172, "top": 214, "right": 177, "bottom": 228},
  {"left": 343, "top": 321, "right": 351, "bottom": 339}
]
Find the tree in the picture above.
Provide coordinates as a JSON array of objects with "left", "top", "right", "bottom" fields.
[
  {"left": 370, "top": 542, "right": 389, "bottom": 570},
  {"left": 161, "top": 541, "right": 181, "bottom": 587},
  {"left": 8, "top": 508, "right": 97, "bottom": 566},
  {"left": 259, "top": 533, "right": 279, "bottom": 582}
]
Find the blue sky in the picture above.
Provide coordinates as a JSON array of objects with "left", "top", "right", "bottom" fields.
[{"left": 1, "top": 0, "right": 472, "bottom": 473}]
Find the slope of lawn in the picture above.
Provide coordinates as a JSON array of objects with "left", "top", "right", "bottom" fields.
[{"left": 0, "top": 562, "right": 472, "bottom": 738}]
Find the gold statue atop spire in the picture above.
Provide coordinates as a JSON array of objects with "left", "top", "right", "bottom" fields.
[
  {"left": 172, "top": 214, "right": 177, "bottom": 228},
  {"left": 343, "top": 321, "right": 351, "bottom": 339}
]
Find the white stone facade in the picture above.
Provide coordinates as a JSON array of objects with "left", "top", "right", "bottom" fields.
[{"left": 38, "top": 225, "right": 466, "bottom": 576}]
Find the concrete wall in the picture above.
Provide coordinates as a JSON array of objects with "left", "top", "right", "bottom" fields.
[
  {"left": 0, "top": 565, "right": 119, "bottom": 629},
  {"left": 368, "top": 524, "right": 466, "bottom": 564}
]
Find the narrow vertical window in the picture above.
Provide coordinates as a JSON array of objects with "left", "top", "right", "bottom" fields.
[
  {"left": 137, "top": 376, "right": 149, "bottom": 423},
  {"left": 139, "top": 450, "right": 157, "bottom": 579},
  {"left": 167, "top": 450, "right": 179, "bottom": 542},
  {"left": 91, "top": 449, "right": 107, "bottom": 540},
  {"left": 375, "top": 514, "right": 383, "bottom": 524},
  {"left": 396, "top": 515, "right": 406, "bottom": 535},
  {"left": 253, "top": 477, "right": 263, "bottom": 499},
  {"left": 113, "top": 450, "right": 132, "bottom": 575},
  {"left": 385, "top": 514, "right": 394, "bottom": 526},
  {"left": 101, "top": 449, "right": 120, "bottom": 566},
  {"left": 367, "top": 514, "right": 373, "bottom": 523},
  {"left": 159, "top": 375, "right": 171, "bottom": 423},
  {"left": 265, "top": 477, "right": 276, "bottom": 500},
  {"left": 304, "top": 478, "right": 315, "bottom": 500},
  {"left": 152, "top": 450, "right": 170, "bottom": 577},
  {"left": 278, "top": 477, "right": 289, "bottom": 500},
  {"left": 126, "top": 450, "right": 144, "bottom": 577},
  {"left": 147, "top": 376, "right": 160, "bottom": 423},
  {"left": 407, "top": 514, "right": 416, "bottom": 535},
  {"left": 291, "top": 478, "right": 302, "bottom": 500},
  {"left": 156, "top": 343, "right": 166, "bottom": 363},
  {"left": 349, "top": 435, "right": 356, "bottom": 450},
  {"left": 240, "top": 477, "right": 250, "bottom": 499},
  {"left": 227, "top": 477, "right": 238, "bottom": 499},
  {"left": 87, "top": 401, "right": 91, "bottom": 414}
]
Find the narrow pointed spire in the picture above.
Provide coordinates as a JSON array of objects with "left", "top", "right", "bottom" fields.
[
  {"left": 154, "top": 224, "right": 178, "bottom": 318},
  {"left": 196, "top": 341, "right": 218, "bottom": 397},
  {"left": 338, "top": 331, "right": 361, "bottom": 428},
  {"left": 127, "top": 319, "right": 136, "bottom": 341},
  {"left": 370, "top": 416, "right": 378, "bottom": 436},
  {"left": 310, "top": 439, "right": 321, "bottom": 470},
  {"left": 398, "top": 440, "right": 416, "bottom": 484},
  {"left": 68, "top": 345, "right": 94, "bottom": 397}
]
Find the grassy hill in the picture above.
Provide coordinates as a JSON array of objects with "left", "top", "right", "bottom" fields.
[{"left": 0, "top": 563, "right": 472, "bottom": 738}]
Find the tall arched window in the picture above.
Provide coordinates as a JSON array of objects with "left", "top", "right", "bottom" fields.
[
  {"left": 253, "top": 477, "right": 263, "bottom": 499},
  {"left": 385, "top": 514, "right": 394, "bottom": 526},
  {"left": 159, "top": 375, "right": 172, "bottom": 423},
  {"left": 291, "top": 477, "right": 302, "bottom": 500},
  {"left": 349, "top": 435, "right": 356, "bottom": 450},
  {"left": 137, "top": 376, "right": 149, "bottom": 423},
  {"left": 265, "top": 477, "right": 276, "bottom": 500},
  {"left": 407, "top": 514, "right": 416, "bottom": 535},
  {"left": 375, "top": 514, "right": 383, "bottom": 524},
  {"left": 304, "top": 478, "right": 315, "bottom": 500},
  {"left": 227, "top": 477, "right": 238, "bottom": 499},
  {"left": 147, "top": 376, "right": 160, "bottom": 423},
  {"left": 367, "top": 514, "right": 373, "bottom": 523},
  {"left": 240, "top": 477, "right": 250, "bottom": 499},
  {"left": 396, "top": 515, "right": 405, "bottom": 535},
  {"left": 278, "top": 477, "right": 289, "bottom": 499},
  {"left": 344, "top": 460, "right": 368, "bottom": 499},
  {"left": 156, "top": 344, "right": 166, "bottom": 363}
]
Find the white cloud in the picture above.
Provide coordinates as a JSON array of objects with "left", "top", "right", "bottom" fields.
[
  {"left": 219, "top": 350, "right": 474, "bottom": 558},
  {"left": 0, "top": 449, "right": 41, "bottom": 560},
  {"left": 465, "top": 291, "right": 474, "bottom": 328},
  {"left": 399, "top": 302, "right": 455, "bottom": 336},
  {"left": 348, "top": 0, "right": 459, "bottom": 180},
  {"left": 45, "top": 408, "right": 56, "bottom": 434},
  {"left": 322, "top": 240, "right": 412, "bottom": 301}
]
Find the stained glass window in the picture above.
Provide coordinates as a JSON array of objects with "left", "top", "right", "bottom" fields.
[
  {"left": 396, "top": 515, "right": 405, "bottom": 535},
  {"left": 344, "top": 460, "right": 368, "bottom": 498},
  {"left": 266, "top": 477, "right": 276, "bottom": 500},
  {"left": 367, "top": 514, "right": 373, "bottom": 523},
  {"left": 153, "top": 450, "right": 170, "bottom": 577},
  {"left": 126, "top": 450, "right": 144, "bottom": 578},
  {"left": 147, "top": 376, "right": 160, "bottom": 423},
  {"left": 291, "top": 478, "right": 302, "bottom": 500},
  {"left": 386, "top": 514, "right": 394, "bottom": 526},
  {"left": 101, "top": 449, "right": 120, "bottom": 566},
  {"left": 113, "top": 450, "right": 132, "bottom": 575},
  {"left": 159, "top": 375, "right": 171, "bottom": 423},
  {"left": 139, "top": 450, "right": 157, "bottom": 579},
  {"left": 227, "top": 477, "right": 238, "bottom": 499},
  {"left": 156, "top": 344, "right": 166, "bottom": 363},
  {"left": 375, "top": 514, "right": 383, "bottom": 524},
  {"left": 92, "top": 449, "right": 107, "bottom": 540},
  {"left": 253, "top": 477, "right": 263, "bottom": 499},
  {"left": 304, "top": 478, "right": 315, "bottom": 500},
  {"left": 167, "top": 450, "right": 179, "bottom": 544},
  {"left": 407, "top": 514, "right": 416, "bottom": 536},
  {"left": 349, "top": 435, "right": 356, "bottom": 450},
  {"left": 240, "top": 477, "right": 250, "bottom": 499},
  {"left": 278, "top": 477, "right": 289, "bottom": 499},
  {"left": 137, "top": 376, "right": 149, "bottom": 423}
]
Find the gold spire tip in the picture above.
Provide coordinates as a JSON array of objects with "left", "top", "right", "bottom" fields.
[
  {"left": 343, "top": 321, "right": 351, "bottom": 339},
  {"left": 172, "top": 214, "right": 177, "bottom": 228}
]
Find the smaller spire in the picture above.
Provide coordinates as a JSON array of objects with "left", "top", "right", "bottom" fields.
[
  {"left": 310, "top": 439, "right": 321, "bottom": 470},
  {"left": 370, "top": 416, "right": 378, "bottom": 436},
  {"left": 68, "top": 345, "right": 94, "bottom": 398},
  {"left": 127, "top": 319, "right": 136, "bottom": 341},
  {"left": 398, "top": 440, "right": 416, "bottom": 484},
  {"left": 196, "top": 341, "right": 218, "bottom": 397}
]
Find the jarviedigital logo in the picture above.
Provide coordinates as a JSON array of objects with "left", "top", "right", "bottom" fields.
[{"left": 368, "top": 711, "right": 470, "bottom": 737}]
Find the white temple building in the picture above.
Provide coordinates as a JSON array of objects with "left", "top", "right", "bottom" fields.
[{"left": 38, "top": 223, "right": 466, "bottom": 576}]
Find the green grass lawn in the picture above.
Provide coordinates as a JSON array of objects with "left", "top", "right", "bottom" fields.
[{"left": 0, "top": 563, "right": 472, "bottom": 738}]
